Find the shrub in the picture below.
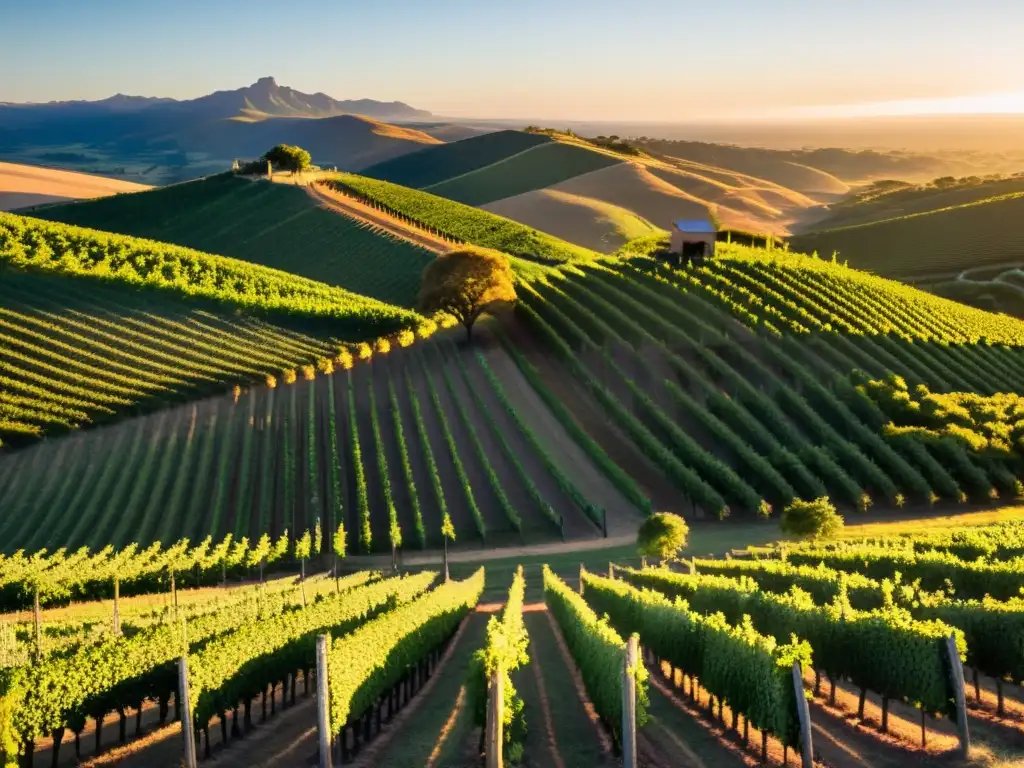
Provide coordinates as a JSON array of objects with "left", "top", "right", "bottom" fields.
[
  {"left": 637, "top": 512, "right": 689, "bottom": 563},
  {"left": 780, "top": 497, "right": 844, "bottom": 540}
]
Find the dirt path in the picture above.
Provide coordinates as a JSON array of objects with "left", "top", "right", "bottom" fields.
[
  {"left": 479, "top": 334, "right": 644, "bottom": 536},
  {"left": 440, "top": 343, "right": 559, "bottom": 543},
  {"left": 307, "top": 183, "right": 451, "bottom": 254},
  {"left": 350, "top": 611, "right": 486, "bottom": 768},
  {"left": 522, "top": 608, "right": 616, "bottom": 768}
]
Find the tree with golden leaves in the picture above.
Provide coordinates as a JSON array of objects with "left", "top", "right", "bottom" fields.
[{"left": 418, "top": 248, "right": 516, "bottom": 342}]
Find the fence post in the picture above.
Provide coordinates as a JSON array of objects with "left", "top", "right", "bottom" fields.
[
  {"left": 945, "top": 635, "right": 971, "bottom": 758},
  {"left": 791, "top": 662, "right": 814, "bottom": 768},
  {"left": 178, "top": 657, "right": 198, "bottom": 768},
  {"left": 579, "top": 564, "right": 586, "bottom": 595},
  {"left": 485, "top": 667, "right": 504, "bottom": 768},
  {"left": 317, "top": 635, "right": 334, "bottom": 768},
  {"left": 622, "top": 635, "right": 638, "bottom": 768}
]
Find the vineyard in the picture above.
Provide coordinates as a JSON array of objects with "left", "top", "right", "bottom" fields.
[
  {"left": 789, "top": 191, "right": 1024, "bottom": 278},
  {"left": 31, "top": 173, "right": 435, "bottom": 307},
  {"left": 321, "top": 174, "right": 601, "bottom": 264},
  {"left": 360, "top": 129, "right": 553, "bottom": 189},
  {"left": 0, "top": 268, "right": 349, "bottom": 446},
  {"left": 506, "top": 242, "right": 1024, "bottom": 520},
  {"left": 0, "top": 336, "right": 634, "bottom": 556},
  {"left": 423, "top": 141, "right": 623, "bottom": 206}
]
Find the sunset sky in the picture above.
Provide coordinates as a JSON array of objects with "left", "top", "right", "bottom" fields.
[{"left": 3, "top": 0, "right": 1022, "bottom": 122}]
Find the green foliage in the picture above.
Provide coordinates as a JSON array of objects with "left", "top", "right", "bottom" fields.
[
  {"left": 388, "top": 377, "right": 426, "bottom": 548},
  {"left": 327, "top": 569, "right": 484, "bottom": 730},
  {"left": 263, "top": 144, "right": 311, "bottom": 173},
  {"left": 324, "top": 175, "right": 599, "bottom": 264},
  {"left": 618, "top": 566, "right": 965, "bottom": 718},
  {"left": 189, "top": 572, "right": 433, "bottom": 728},
  {"left": 346, "top": 376, "right": 372, "bottom": 554},
  {"left": 35, "top": 174, "right": 435, "bottom": 308},
  {"left": 0, "top": 569, "right": 381, "bottom": 754},
  {"left": 419, "top": 248, "right": 517, "bottom": 341},
  {"left": 542, "top": 565, "right": 648, "bottom": 749},
  {"left": 468, "top": 566, "right": 530, "bottom": 759},
  {"left": 780, "top": 498, "right": 844, "bottom": 539},
  {"left": 636, "top": 513, "right": 689, "bottom": 562},
  {"left": 583, "top": 571, "right": 810, "bottom": 748},
  {"left": 0, "top": 212, "right": 419, "bottom": 335}
]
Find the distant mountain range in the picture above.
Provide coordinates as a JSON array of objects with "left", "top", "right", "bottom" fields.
[
  {"left": 0, "top": 78, "right": 442, "bottom": 183},
  {"left": 0, "top": 77, "right": 432, "bottom": 122}
]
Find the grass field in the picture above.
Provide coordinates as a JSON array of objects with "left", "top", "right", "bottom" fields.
[
  {"left": 423, "top": 141, "right": 623, "bottom": 206},
  {"left": 483, "top": 187, "right": 663, "bottom": 254},
  {"left": 32, "top": 173, "right": 435, "bottom": 307},
  {"left": 361, "top": 129, "right": 552, "bottom": 188},
  {"left": 790, "top": 191, "right": 1024, "bottom": 277}
]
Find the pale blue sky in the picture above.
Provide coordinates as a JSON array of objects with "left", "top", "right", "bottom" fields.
[{"left": 2, "top": 0, "right": 1022, "bottom": 120}]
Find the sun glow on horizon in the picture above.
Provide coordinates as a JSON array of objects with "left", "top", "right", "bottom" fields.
[{"left": 785, "top": 91, "right": 1024, "bottom": 120}]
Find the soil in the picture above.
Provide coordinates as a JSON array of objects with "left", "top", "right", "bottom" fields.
[
  {"left": 464, "top": 338, "right": 605, "bottom": 539},
  {"left": 501, "top": 315, "right": 689, "bottom": 516},
  {"left": 440, "top": 341, "right": 563, "bottom": 542},
  {"left": 405, "top": 351, "right": 484, "bottom": 545},
  {"left": 521, "top": 608, "right": 615, "bottom": 768},
  {"left": 371, "top": 359, "right": 422, "bottom": 550},
  {"left": 0, "top": 161, "right": 149, "bottom": 211},
  {"left": 353, "top": 610, "right": 486, "bottom": 768}
]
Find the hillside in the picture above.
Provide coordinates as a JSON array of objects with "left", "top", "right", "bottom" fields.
[
  {"left": 0, "top": 161, "right": 149, "bottom": 210},
  {"left": 383, "top": 131, "right": 828, "bottom": 248},
  {"left": 789, "top": 191, "right": 1024, "bottom": 278},
  {"left": 0, "top": 269, "right": 342, "bottom": 447},
  {"left": 324, "top": 173, "right": 601, "bottom": 264},
  {"left": 803, "top": 173, "right": 1024, "bottom": 231},
  {"left": 34, "top": 173, "right": 436, "bottom": 306},
  {"left": 361, "top": 129, "right": 552, "bottom": 188}
]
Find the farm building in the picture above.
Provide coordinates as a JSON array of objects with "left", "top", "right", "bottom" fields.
[{"left": 670, "top": 219, "right": 717, "bottom": 266}]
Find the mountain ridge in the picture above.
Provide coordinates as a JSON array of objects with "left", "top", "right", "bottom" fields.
[{"left": 0, "top": 76, "right": 431, "bottom": 121}]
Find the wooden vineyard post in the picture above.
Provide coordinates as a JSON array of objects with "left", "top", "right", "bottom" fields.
[
  {"left": 945, "top": 635, "right": 971, "bottom": 758},
  {"left": 579, "top": 564, "right": 585, "bottom": 595},
  {"left": 485, "top": 667, "right": 504, "bottom": 768},
  {"left": 791, "top": 662, "right": 814, "bottom": 768},
  {"left": 316, "top": 635, "right": 333, "bottom": 768},
  {"left": 178, "top": 657, "right": 198, "bottom": 768},
  {"left": 622, "top": 635, "right": 639, "bottom": 768}
]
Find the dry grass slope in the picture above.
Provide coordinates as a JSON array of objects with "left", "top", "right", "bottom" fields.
[{"left": 0, "top": 161, "right": 149, "bottom": 211}]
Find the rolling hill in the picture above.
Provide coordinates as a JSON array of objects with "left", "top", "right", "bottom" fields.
[
  {"left": 0, "top": 161, "right": 149, "bottom": 210},
  {"left": 32, "top": 173, "right": 435, "bottom": 307},
  {"left": 0, "top": 77, "right": 448, "bottom": 184},
  {"left": 789, "top": 191, "right": 1024, "bottom": 278}
]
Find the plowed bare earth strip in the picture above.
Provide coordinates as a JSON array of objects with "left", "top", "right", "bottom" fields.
[
  {"left": 307, "top": 183, "right": 451, "bottom": 254},
  {"left": 358, "top": 611, "right": 488, "bottom": 768},
  {"left": 524, "top": 609, "right": 614, "bottom": 768},
  {"left": 502, "top": 319, "right": 684, "bottom": 513},
  {"left": 808, "top": 677, "right": 957, "bottom": 765},
  {"left": 463, "top": 338, "right": 601, "bottom": 539},
  {"left": 479, "top": 334, "right": 643, "bottom": 535}
]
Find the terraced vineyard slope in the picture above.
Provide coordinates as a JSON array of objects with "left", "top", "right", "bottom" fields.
[
  {"left": 510, "top": 242, "right": 1024, "bottom": 520},
  {"left": 32, "top": 173, "right": 436, "bottom": 307}
]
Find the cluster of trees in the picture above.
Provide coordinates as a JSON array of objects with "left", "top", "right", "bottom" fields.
[{"left": 236, "top": 144, "right": 312, "bottom": 175}]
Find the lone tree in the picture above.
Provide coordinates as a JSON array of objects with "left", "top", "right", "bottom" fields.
[
  {"left": 262, "top": 144, "right": 311, "bottom": 174},
  {"left": 637, "top": 512, "right": 689, "bottom": 564},
  {"left": 418, "top": 248, "right": 516, "bottom": 342},
  {"left": 780, "top": 497, "right": 844, "bottom": 540}
]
